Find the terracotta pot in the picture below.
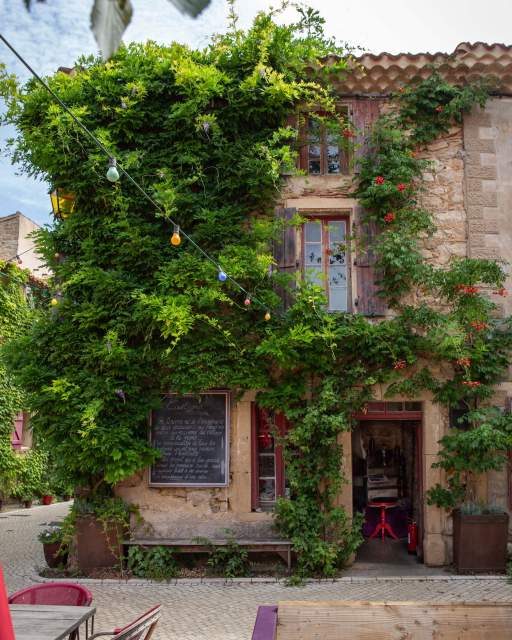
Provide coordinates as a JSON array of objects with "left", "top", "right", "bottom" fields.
[
  {"left": 43, "top": 542, "right": 66, "bottom": 568},
  {"left": 42, "top": 495, "right": 53, "bottom": 505},
  {"left": 453, "top": 509, "right": 509, "bottom": 573},
  {"left": 75, "top": 514, "right": 123, "bottom": 570},
  {"left": 23, "top": 500, "right": 33, "bottom": 509}
]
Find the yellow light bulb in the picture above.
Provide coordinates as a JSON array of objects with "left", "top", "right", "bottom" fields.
[
  {"left": 264, "top": 311, "right": 271, "bottom": 321},
  {"left": 50, "top": 297, "right": 59, "bottom": 306},
  {"left": 170, "top": 232, "right": 181, "bottom": 246}
]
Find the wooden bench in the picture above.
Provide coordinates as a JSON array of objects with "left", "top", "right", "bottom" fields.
[
  {"left": 251, "top": 600, "right": 512, "bottom": 639},
  {"left": 124, "top": 539, "right": 292, "bottom": 571}
]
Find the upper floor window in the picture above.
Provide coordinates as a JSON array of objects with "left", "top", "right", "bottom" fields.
[
  {"left": 303, "top": 217, "right": 349, "bottom": 312},
  {"left": 300, "top": 110, "right": 350, "bottom": 176}
]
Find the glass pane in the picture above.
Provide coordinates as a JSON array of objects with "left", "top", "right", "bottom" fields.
[
  {"left": 404, "top": 402, "right": 422, "bottom": 412},
  {"left": 328, "top": 286, "right": 347, "bottom": 312},
  {"left": 329, "top": 266, "right": 347, "bottom": 287},
  {"left": 259, "top": 479, "right": 276, "bottom": 503},
  {"left": 368, "top": 402, "right": 386, "bottom": 413},
  {"left": 304, "top": 221, "right": 321, "bottom": 242},
  {"left": 305, "top": 243, "right": 322, "bottom": 266},
  {"left": 308, "top": 118, "right": 321, "bottom": 142},
  {"left": 258, "top": 433, "right": 274, "bottom": 453},
  {"left": 328, "top": 220, "right": 346, "bottom": 243},
  {"left": 387, "top": 402, "right": 404, "bottom": 412},
  {"left": 326, "top": 142, "right": 340, "bottom": 174},
  {"left": 258, "top": 453, "right": 275, "bottom": 478}
]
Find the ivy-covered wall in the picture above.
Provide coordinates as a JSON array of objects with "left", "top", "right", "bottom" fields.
[{"left": 2, "top": 8, "right": 512, "bottom": 575}]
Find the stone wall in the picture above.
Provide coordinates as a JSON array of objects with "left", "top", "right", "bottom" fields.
[{"left": 0, "top": 212, "right": 46, "bottom": 276}]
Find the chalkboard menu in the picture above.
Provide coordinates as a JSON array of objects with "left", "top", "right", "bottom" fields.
[{"left": 149, "top": 393, "right": 229, "bottom": 487}]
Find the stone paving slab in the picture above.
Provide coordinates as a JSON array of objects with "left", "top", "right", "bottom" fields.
[{"left": 1, "top": 503, "right": 512, "bottom": 640}]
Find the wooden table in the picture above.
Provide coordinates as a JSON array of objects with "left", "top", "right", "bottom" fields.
[{"left": 10, "top": 604, "right": 96, "bottom": 640}]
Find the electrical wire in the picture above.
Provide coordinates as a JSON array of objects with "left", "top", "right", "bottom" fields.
[{"left": 0, "top": 33, "right": 270, "bottom": 314}]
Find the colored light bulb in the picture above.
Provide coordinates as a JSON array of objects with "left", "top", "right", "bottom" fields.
[
  {"left": 170, "top": 225, "right": 181, "bottom": 246},
  {"left": 244, "top": 297, "right": 251, "bottom": 306},
  {"left": 218, "top": 270, "right": 227, "bottom": 282},
  {"left": 264, "top": 311, "right": 271, "bottom": 321},
  {"left": 50, "top": 297, "right": 59, "bottom": 306},
  {"left": 106, "top": 158, "right": 120, "bottom": 182}
]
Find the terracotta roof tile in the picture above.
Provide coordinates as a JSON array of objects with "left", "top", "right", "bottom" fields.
[{"left": 332, "top": 42, "right": 512, "bottom": 95}]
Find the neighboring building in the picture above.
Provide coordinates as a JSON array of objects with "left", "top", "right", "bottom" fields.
[
  {"left": 116, "top": 43, "right": 512, "bottom": 567},
  {"left": 0, "top": 211, "right": 47, "bottom": 276},
  {"left": 0, "top": 211, "right": 45, "bottom": 452}
]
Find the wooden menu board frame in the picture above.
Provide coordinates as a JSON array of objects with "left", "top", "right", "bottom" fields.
[{"left": 149, "top": 391, "right": 230, "bottom": 488}]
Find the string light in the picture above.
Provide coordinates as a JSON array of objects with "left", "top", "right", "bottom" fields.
[
  {"left": 106, "top": 158, "right": 120, "bottom": 182},
  {"left": 50, "top": 297, "right": 59, "bottom": 306},
  {"left": 0, "top": 35, "right": 274, "bottom": 319},
  {"left": 170, "top": 225, "right": 181, "bottom": 246},
  {"left": 264, "top": 311, "right": 271, "bottom": 321},
  {"left": 244, "top": 296, "right": 251, "bottom": 306}
]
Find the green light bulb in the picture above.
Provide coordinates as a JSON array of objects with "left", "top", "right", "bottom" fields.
[{"left": 107, "top": 158, "right": 120, "bottom": 182}]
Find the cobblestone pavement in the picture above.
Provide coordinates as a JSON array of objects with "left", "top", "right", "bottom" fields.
[{"left": 1, "top": 503, "right": 512, "bottom": 640}]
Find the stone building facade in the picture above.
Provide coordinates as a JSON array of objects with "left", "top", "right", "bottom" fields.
[
  {"left": 0, "top": 211, "right": 46, "bottom": 276},
  {"left": 117, "top": 43, "right": 512, "bottom": 567}
]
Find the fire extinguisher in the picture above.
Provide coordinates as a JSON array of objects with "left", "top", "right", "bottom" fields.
[{"left": 407, "top": 520, "right": 418, "bottom": 555}]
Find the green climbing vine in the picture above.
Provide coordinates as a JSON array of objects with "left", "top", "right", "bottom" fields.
[{"left": 1, "top": 5, "right": 512, "bottom": 577}]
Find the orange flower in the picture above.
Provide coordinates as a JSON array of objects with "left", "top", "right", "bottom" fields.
[{"left": 456, "top": 357, "right": 471, "bottom": 368}]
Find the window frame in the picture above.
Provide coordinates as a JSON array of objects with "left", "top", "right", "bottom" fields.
[
  {"left": 301, "top": 213, "right": 352, "bottom": 313},
  {"left": 251, "top": 404, "right": 287, "bottom": 512},
  {"left": 299, "top": 106, "right": 351, "bottom": 176}
]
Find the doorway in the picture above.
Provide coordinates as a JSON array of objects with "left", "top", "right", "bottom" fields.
[{"left": 352, "top": 403, "right": 423, "bottom": 567}]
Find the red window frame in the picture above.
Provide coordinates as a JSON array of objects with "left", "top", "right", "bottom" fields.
[
  {"left": 302, "top": 215, "right": 351, "bottom": 312},
  {"left": 251, "top": 405, "right": 287, "bottom": 511}
]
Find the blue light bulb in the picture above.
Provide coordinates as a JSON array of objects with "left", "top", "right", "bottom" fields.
[{"left": 218, "top": 270, "right": 227, "bottom": 282}]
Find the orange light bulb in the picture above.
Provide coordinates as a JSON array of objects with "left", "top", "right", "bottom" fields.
[
  {"left": 264, "top": 311, "right": 271, "bottom": 321},
  {"left": 50, "top": 297, "right": 59, "bottom": 306},
  {"left": 170, "top": 225, "right": 181, "bottom": 246}
]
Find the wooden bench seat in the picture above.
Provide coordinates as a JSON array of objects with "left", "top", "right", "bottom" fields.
[{"left": 124, "top": 538, "right": 292, "bottom": 570}]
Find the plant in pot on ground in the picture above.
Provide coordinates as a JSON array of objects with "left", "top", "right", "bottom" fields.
[
  {"left": 38, "top": 526, "right": 68, "bottom": 568},
  {"left": 427, "top": 407, "right": 512, "bottom": 573}
]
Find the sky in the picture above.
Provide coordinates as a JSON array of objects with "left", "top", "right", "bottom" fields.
[{"left": 0, "top": 0, "right": 511, "bottom": 226}]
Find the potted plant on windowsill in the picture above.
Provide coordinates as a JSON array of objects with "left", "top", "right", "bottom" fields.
[
  {"left": 427, "top": 407, "right": 512, "bottom": 573},
  {"left": 38, "top": 526, "right": 67, "bottom": 568}
]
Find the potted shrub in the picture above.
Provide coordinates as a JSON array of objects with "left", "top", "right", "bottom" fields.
[
  {"left": 38, "top": 526, "right": 67, "bottom": 568},
  {"left": 427, "top": 408, "right": 512, "bottom": 573}
]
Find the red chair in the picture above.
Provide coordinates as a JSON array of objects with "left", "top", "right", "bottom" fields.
[
  {"left": 8, "top": 582, "right": 94, "bottom": 638},
  {"left": 8, "top": 582, "right": 93, "bottom": 606},
  {"left": 89, "top": 605, "right": 161, "bottom": 640}
]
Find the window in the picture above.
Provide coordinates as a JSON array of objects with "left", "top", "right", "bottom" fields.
[
  {"left": 303, "top": 217, "right": 349, "bottom": 312},
  {"left": 251, "top": 406, "right": 287, "bottom": 512},
  {"left": 300, "top": 111, "right": 350, "bottom": 176}
]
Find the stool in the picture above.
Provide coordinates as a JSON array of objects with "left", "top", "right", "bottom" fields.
[{"left": 368, "top": 500, "right": 399, "bottom": 541}]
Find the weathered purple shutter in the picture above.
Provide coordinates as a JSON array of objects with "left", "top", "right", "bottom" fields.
[
  {"left": 351, "top": 98, "right": 382, "bottom": 173},
  {"left": 354, "top": 207, "right": 387, "bottom": 317},
  {"left": 274, "top": 207, "right": 298, "bottom": 310},
  {"left": 11, "top": 412, "right": 24, "bottom": 449}
]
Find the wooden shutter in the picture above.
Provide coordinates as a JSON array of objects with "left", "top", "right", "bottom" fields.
[
  {"left": 351, "top": 98, "right": 382, "bottom": 172},
  {"left": 11, "top": 412, "right": 24, "bottom": 449},
  {"left": 273, "top": 207, "right": 298, "bottom": 310},
  {"left": 354, "top": 207, "right": 387, "bottom": 317}
]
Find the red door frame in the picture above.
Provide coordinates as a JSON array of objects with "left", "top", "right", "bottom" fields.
[
  {"left": 355, "top": 403, "right": 424, "bottom": 559},
  {"left": 251, "top": 405, "right": 287, "bottom": 511}
]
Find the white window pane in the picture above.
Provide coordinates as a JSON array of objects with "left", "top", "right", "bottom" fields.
[
  {"left": 305, "top": 244, "right": 322, "bottom": 266},
  {"left": 329, "top": 266, "right": 347, "bottom": 287},
  {"left": 329, "top": 250, "right": 346, "bottom": 266},
  {"left": 329, "top": 287, "right": 348, "bottom": 312},
  {"left": 329, "top": 220, "right": 346, "bottom": 243},
  {"left": 304, "top": 221, "right": 321, "bottom": 242}
]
